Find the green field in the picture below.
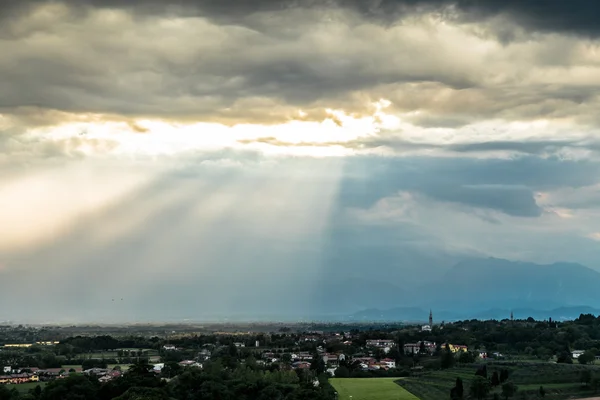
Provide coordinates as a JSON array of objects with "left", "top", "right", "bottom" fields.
[
  {"left": 397, "top": 363, "right": 600, "bottom": 400},
  {"left": 9, "top": 381, "right": 47, "bottom": 393},
  {"left": 330, "top": 378, "right": 419, "bottom": 400}
]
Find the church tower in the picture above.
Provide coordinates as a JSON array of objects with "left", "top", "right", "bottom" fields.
[{"left": 429, "top": 309, "right": 433, "bottom": 327}]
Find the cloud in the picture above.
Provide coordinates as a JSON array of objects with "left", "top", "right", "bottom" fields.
[
  {"left": 240, "top": 134, "right": 600, "bottom": 159},
  {"left": 4, "top": 1, "right": 600, "bottom": 37},
  {"left": 589, "top": 232, "right": 600, "bottom": 241},
  {"left": 332, "top": 155, "right": 600, "bottom": 217},
  {"left": 1, "top": 0, "right": 600, "bottom": 133}
]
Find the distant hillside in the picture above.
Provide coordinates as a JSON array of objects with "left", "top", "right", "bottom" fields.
[
  {"left": 427, "top": 258, "right": 600, "bottom": 311},
  {"left": 344, "top": 257, "right": 600, "bottom": 322},
  {"left": 347, "top": 305, "right": 600, "bottom": 323}
]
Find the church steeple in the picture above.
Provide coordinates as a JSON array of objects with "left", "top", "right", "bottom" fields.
[
  {"left": 510, "top": 311, "right": 514, "bottom": 321},
  {"left": 429, "top": 309, "right": 433, "bottom": 327}
]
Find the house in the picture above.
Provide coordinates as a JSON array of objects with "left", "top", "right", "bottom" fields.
[
  {"left": 572, "top": 350, "right": 585, "bottom": 359},
  {"left": 0, "top": 373, "right": 37, "bottom": 384},
  {"left": 153, "top": 363, "right": 165, "bottom": 372},
  {"left": 322, "top": 354, "right": 345, "bottom": 366},
  {"left": 163, "top": 345, "right": 177, "bottom": 351},
  {"left": 292, "top": 361, "right": 311, "bottom": 370},
  {"left": 441, "top": 344, "right": 468, "bottom": 353},
  {"left": 293, "top": 352, "right": 313, "bottom": 361},
  {"left": 366, "top": 339, "right": 395, "bottom": 348},
  {"left": 178, "top": 360, "right": 202, "bottom": 368},
  {"left": 478, "top": 351, "right": 488, "bottom": 359},
  {"left": 421, "top": 325, "right": 432, "bottom": 332},
  {"left": 352, "top": 357, "right": 376, "bottom": 369},
  {"left": 404, "top": 341, "right": 436, "bottom": 355},
  {"left": 366, "top": 339, "right": 395, "bottom": 353},
  {"left": 233, "top": 342, "right": 245, "bottom": 348},
  {"left": 83, "top": 368, "right": 109, "bottom": 376},
  {"left": 404, "top": 343, "right": 420, "bottom": 355},
  {"left": 380, "top": 358, "right": 396, "bottom": 369}
]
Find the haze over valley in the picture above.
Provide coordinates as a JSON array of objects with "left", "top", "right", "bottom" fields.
[{"left": 2, "top": 0, "right": 600, "bottom": 324}]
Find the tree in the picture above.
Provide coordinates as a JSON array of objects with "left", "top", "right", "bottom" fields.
[
  {"left": 580, "top": 369, "right": 592, "bottom": 386},
  {"left": 441, "top": 344, "right": 455, "bottom": 369},
  {"left": 458, "top": 351, "right": 476, "bottom": 364},
  {"left": 491, "top": 371, "right": 500, "bottom": 387},
  {"left": 450, "top": 387, "right": 459, "bottom": 400},
  {"left": 0, "top": 385, "right": 12, "bottom": 400},
  {"left": 501, "top": 381, "right": 517, "bottom": 400},
  {"left": 592, "top": 376, "right": 600, "bottom": 393},
  {"left": 334, "top": 366, "right": 350, "bottom": 378},
  {"left": 557, "top": 351, "right": 573, "bottom": 364},
  {"left": 281, "top": 353, "right": 292, "bottom": 364},
  {"left": 113, "top": 387, "right": 170, "bottom": 400},
  {"left": 578, "top": 351, "right": 595, "bottom": 365},
  {"left": 500, "top": 369, "right": 509, "bottom": 383},
  {"left": 470, "top": 376, "right": 491, "bottom": 400},
  {"left": 475, "top": 365, "right": 488, "bottom": 379},
  {"left": 538, "top": 386, "right": 545, "bottom": 398},
  {"left": 455, "top": 377, "right": 464, "bottom": 399},
  {"left": 310, "top": 352, "right": 325, "bottom": 375},
  {"left": 127, "top": 361, "right": 154, "bottom": 377}
]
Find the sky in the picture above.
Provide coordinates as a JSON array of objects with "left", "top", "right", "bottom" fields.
[{"left": 2, "top": 0, "right": 600, "bottom": 322}]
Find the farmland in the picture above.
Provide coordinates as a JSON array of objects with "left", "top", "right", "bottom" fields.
[
  {"left": 330, "top": 378, "right": 418, "bottom": 400},
  {"left": 398, "top": 362, "right": 600, "bottom": 400}
]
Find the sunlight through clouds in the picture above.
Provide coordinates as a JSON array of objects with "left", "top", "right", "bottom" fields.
[{"left": 4, "top": 0, "right": 600, "bottom": 322}]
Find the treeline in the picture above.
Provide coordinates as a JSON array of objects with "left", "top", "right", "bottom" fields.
[
  {"left": 0, "top": 359, "right": 337, "bottom": 400},
  {"left": 396, "top": 314, "right": 600, "bottom": 361}
]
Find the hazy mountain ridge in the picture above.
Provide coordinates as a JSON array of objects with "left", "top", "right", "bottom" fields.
[
  {"left": 345, "top": 257, "right": 600, "bottom": 322},
  {"left": 346, "top": 305, "right": 600, "bottom": 323},
  {"left": 1, "top": 256, "right": 598, "bottom": 323},
  {"left": 428, "top": 257, "right": 600, "bottom": 310}
]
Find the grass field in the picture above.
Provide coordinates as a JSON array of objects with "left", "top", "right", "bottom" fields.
[
  {"left": 330, "top": 378, "right": 419, "bottom": 400},
  {"left": 9, "top": 381, "right": 47, "bottom": 393}
]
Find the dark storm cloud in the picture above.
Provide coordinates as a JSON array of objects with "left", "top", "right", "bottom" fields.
[
  {"left": 335, "top": 156, "right": 600, "bottom": 217},
  {"left": 1, "top": 0, "right": 599, "bottom": 128},
  {"left": 2, "top": 0, "right": 599, "bottom": 37}
]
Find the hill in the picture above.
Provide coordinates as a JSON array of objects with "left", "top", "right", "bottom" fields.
[{"left": 345, "top": 257, "right": 600, "bottom": 322}]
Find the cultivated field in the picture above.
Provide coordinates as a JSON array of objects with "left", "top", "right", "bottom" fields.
[
  {"left": 330, "top": 378, "right": 419, "bottom": 400},
  {"left": 398, "top": 363, "right": 600, "bottom": 400}
]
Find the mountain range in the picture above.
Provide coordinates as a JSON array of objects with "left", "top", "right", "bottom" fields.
[
  {"left": 336, "top": 257, "right": 600, "bottom": 322},
  {"left": 1, "top": 256, "right": 599, "bottom": 323}
]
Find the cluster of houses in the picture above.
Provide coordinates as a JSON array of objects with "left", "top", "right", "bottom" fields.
[
  {"left": 152, "top": 360, "right": 203, "bottom": 373},
  {"left": 83, "top": 368, "right": 123, "bottom": 383},
  {"left": 0, "top": 373, "right": 39, "bottom": 385},
  {"left": 0, "top": 366, "right": 74, "bottom": 385},
  {"left": 287, "top": 352, "right": 398, "bottom": 374}
]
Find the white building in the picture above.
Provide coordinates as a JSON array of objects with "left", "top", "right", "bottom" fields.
[
  {"left": 153, "top": 363, "right": 164, "bottom": 372},
  {"left": 572, "top": 350, "right": 585, "bottom": 359}
]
